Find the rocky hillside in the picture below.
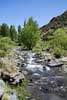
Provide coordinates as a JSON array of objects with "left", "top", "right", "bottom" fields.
[{"left": 40, "top": 11, "right": 67, "bottom": 40}]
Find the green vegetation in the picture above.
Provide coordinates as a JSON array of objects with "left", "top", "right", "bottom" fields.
[
  {"left": 40, "top": 11, "right": 67, "bottom": 40},
  {"left": 42, "top": 28, "right": 67, "bottom": 56},
  {"left": 53, "top": 48, "right": 63, "bottom": 58},
  {"left": 0, "top": 18, "right": 67, "bottom": 57},
  {"left": 16, "top": 80, "right": 30, "bottom": 100},
  {"left": 5, "top": 79, "right": 30, "bottom": 100},
  {"left": 0, "top": 12, "right": 67, "bottom": 100},
  {"left": 21, "top": 17, "right": 41, "bottom": 50},
  {"left": 0, "top": 23, "right": 17, "bottom": 41},
  {"left": 49, "top": 28, "right": 67, "bottom": 50},
  {"left": 0, "top": 37, "right": 15, "bottom": 57},
  {"left": 0, "top": 23, "right": 10, "bottom": 37},
  {"left": 0, "top": 23, "right": 17, "bottom": 57},
  {"left": 0, "top": 17, "right": 41, "bottom": 55},
  {"left": 10, "top": 25, "right": 17, "bottom": 41},
  {"left": 18, "top": 25, "right": 22, "bottom": 45}
]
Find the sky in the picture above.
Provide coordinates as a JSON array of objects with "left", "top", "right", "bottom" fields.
[{"left": 0, "top": 0, "right": 67, "bottom": 28}]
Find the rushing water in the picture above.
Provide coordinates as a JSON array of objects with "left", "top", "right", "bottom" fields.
[{"left": 21, "top": 51, "right": 67, "bottom": 100}]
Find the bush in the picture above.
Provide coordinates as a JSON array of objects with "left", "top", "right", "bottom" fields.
[
  {"left": 49, "top": 29, "right": 67, "bottom": 49},
  {"left": 0, "top": 50, "right": 6, "bottom": 57},
  {"left": 54, "top": 48, "right": 63, "bottom": 58},
  {"left": 21, "top": 17, "right": 40, "bottom": 50},
  {"left": 0, "top": 37, "right": 15, "bottom": 57}
]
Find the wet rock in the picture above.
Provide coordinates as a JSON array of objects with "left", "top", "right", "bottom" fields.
[
  {"left": 41, "top": 85, "right": 50, "bottom": 93},
  {"left": 62, "top": 65, "right": 67, "bottom": 73},
  {"left": 59, "top": 57, "right": 67, "bottom": 62},
  {"left": 0, "top": 80, "right": 5, "bottom": 98},
  {"left": 11, "top": 73, "right": 24, "bottom": 85},
  {"left": 47, "top": 61, "right": 63, "bottom": 67},
  {"left": 0, "top": 79, "right": 5, "bottom": 88},
  {"left": 58, "top": 86, "right": 67, "bottom": 97},
  {"left": 9, "top": 93, "right": 18, "bottom": 100},
  {"left": 26, "top": 97, "right": 35, "bottom": 100},
  {"left": 31, "top": 73, "right": 41, "bottom": 80},
  {"left": 1, "top": 72, "right": 24, "bottom": 85},
  {"left": 42, "top": 52, "right": 55, "bottom": 61}
]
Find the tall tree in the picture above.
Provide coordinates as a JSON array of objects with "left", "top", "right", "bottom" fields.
[
  {"left": 18, "top": 25, "right": 22, "bottom": 34},
  {"left": 24, "top": 19, "right": 26, "bottom": 27},
  {"left": 18, "top": 25, "right": 22, "bottom": 44},
  {"left": 0, "top": 23, "right": 10, "bottom": 37},
  {"left": 10, "top": 25, "right": 17, "bottom": 41},
  {"left": 21, "top": 17, "right": 40, "bottom": 50}
]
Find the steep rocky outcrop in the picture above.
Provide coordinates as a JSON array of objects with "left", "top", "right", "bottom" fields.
[{"left": 40, "top": 11, "right": 67, "bottom": 40}]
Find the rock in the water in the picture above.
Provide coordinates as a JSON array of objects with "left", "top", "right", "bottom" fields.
[
  {"left": 0, "top": 87, "right": 4, "bottom": 98},
  {"left": 0, "top": 80, "right": 5, "bottom": 88},
  {"left": 1, "top": 71, "right": 24, "bottom": 85},
  {"left": 47, "top": 61, "right": 63, "bottom": 67},
  {"left": 0, "top": 80, "right": 5, "bottom": 98},
  {"left": 9, "top": 93, "right": 18, "bottom": 100}
]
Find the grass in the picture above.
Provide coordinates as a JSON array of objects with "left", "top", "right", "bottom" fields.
[
  {"left": 0, "top": 36, "right": 15, "bottom": 57},
  {"left": 4, "top": 79, "right": 30, "bottom": 100}
]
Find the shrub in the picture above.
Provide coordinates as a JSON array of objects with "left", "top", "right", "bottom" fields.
[
  {"left": 54, "top": 48, "right": 63, "bottom": 58},
  {"left": 0, "top": 37, "right": 15, "bottom": 57},
  {"left": 0, "top": 50, "right": 6, "bottom": 57}
]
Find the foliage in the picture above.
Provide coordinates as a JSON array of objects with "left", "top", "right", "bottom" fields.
[
  {"left": 0, "top": 49, "right": 6, "bottom": 57},
  {"left": 0, "top": 23, "right": 10, "bottom": 37},
  {"left": 0, "top": 37, "right": 15, "bottom": 57},
  {"left": 21, "top": 17, "right": 41, "bottom": 50},
  {"left": 14, "top": 79, "right": 29, "bottom": 100},
  {"left": 49, "top": 28, "right": 67, "bottom": 50},
  {"left": 33, "top": 40, "right": 43, "bottom": 52},
  {"left": 54, "top": 48, "right": 63, "bottom": 58},
  {"left": 6, "top": 79, "right": 30, "bottom": 100},
  {"left": 0, "top": 23, "right": 18, "bottom": 42},
  {"left": 10, "top": 25, "right": 17, "bottom": 41},
  {"left": 42, "top": 28, "right": 67, "bottom": 56},
  {"left": 18, "top": 25, "right": 22, "bottom": 44}
]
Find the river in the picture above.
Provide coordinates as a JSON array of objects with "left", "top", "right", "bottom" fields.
[{"left": 20, "top": 50, "right": 67, "bottom": 100}]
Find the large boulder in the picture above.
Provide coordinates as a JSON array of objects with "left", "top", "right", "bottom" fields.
[{"left": 1, "top": 71, "right": 24, "bottom": 85}]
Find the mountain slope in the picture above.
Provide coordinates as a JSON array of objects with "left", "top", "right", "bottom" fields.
[{"left": 40, "top": 11, "right": 67, "bottom": 40}]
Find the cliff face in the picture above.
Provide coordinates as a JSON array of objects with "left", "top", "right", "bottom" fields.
[{"left": 40, "top": 11, "right": 67, "bottom": 40}]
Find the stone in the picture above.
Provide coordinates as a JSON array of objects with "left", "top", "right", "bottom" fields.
[
  {"left": 1, "top": 71, "right": 24, "bottom": 85},
  {"left": 9, "top": 93, "right": 18, "bottom": 100},
  {"left": 47, "top": 61, "right": 63, "bottom": 67},
  {"left": 0, "top": 80, "right": 5, "bottom": 98},
  {"left": 0, "top": 87, "right": 4, "bottom": 98},
  {"left": 62, "top": 65, "right": 67, "bottom": 73},
  {"left": 0, "top": 80, "right": 5, "bottom": 88}
]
